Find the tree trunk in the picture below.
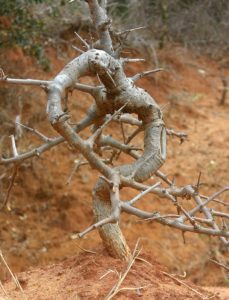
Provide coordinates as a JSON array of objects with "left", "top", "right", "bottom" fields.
[{"left": 92, "top": 179, "right": 131, "bottom": 260}]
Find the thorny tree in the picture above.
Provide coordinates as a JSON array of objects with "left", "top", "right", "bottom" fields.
[{"left": 0, "top": 0, "right": 228, "bottom": 260}]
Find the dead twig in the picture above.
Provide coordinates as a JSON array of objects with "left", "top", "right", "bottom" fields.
[
  {"left": 208, "top": 258, "right": 229, "bottom": 272},
  {"left": 2, "top": 164, "right": 19, "bottom": 211},
  {"left": 166, "top": 128, "right": 188, "bottom": 144},
  {"left": 72, "top": 45, "right": 84, "bottom": 54},
  {"left": 0, "top": 250, "right": 27, "bottom": 300},
  {"left": 128, "top": 182, "right": 161, "bottom": 205},
  {"left": 1, "top": 136, "right": 20, "bottom": 211},
  {"left": 15, "top": 122, "right": 53, "bottom": 143},
  {"left": 66, "top": 156, "right": 88, "bottom": 185},
  {"left": 162, "top": 271, "right": 210, "bottom": 299},
  {"left": 104, "top": 239, "right": 141, "bottom": 300},
  {"left": 99, "top": 269, "right": 120, "bottom": 280},
  {"left": 131, "top": 68, "right": 163, "bottom": 82},
  {"left": 74, "top": 31, "right": 90, "bottom": 50},
  {"left": 0, "top": 279, "right": 9, "bottom": 299},
  {"left": 75, "top": 243, "right": 97, "bottom": 254}
]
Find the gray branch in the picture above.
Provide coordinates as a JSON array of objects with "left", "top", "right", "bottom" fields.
[{"left": 1, "top": 0, "right": 228, "bottom": 256}]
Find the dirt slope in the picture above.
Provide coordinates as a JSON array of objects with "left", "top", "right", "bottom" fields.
[
  {"left": 0, "top": 248, "right": 225, "bottom": 300},
  {"left": 0, "top": 42, "right": 228, "bottom": 298}
]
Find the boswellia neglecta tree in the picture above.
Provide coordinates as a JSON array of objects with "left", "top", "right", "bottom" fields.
[{"left": 0, "top": 0, "right": 228, "bottom": 260}]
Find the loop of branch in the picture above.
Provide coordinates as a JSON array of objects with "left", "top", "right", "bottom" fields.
[{"left": 0, "top": 0, "right": 228, "bottom": 250}]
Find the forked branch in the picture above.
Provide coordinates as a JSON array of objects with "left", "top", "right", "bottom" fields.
[{"left": 0, "top": 0, "right": 228, "bottom": 260}]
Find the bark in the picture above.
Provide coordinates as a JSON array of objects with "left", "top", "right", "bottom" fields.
[
  {"left": 45, "top": 48, "right": 166, "bottom": 259},
  {"left": 41, "top": 1, "right": 166, "bottom": 260},
  {"left": 1, "top": 0, "right": 227, "bottom": 259},
  {"left": 93, "top": 179, "right": 131, "bottom": 260}
]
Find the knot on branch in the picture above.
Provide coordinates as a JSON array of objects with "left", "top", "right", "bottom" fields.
[
  {"left": 53, "top": 112, "right": 70, "bottom": 124},
  {"left": 98, "top": 18, "right": 112, "bottom": 31}
]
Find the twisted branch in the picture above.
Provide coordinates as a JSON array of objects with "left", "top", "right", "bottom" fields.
[{"left": 0, "top": 0, "right": 228, "bottom": 258}]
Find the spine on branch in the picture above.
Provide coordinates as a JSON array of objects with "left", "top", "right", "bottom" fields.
[{"left": 1, "top": 0, "right": 227, "bottom": 261}]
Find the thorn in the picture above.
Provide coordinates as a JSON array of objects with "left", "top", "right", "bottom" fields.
[
  {"left": 182, "top": 231, "right": 186, "bottom": 244},
  {"left": 72, "top": 45, "right": 84, "bottom": 54},
  {"left": 74, "top": 31, "right": 90, "bottom": 50},
  {"left": 117, "top": 26, "right": 147, "bottom": 36},
  {"left": 195, "top": 172, "right": 202, "bottom": 193},
  {"left": 171, "top": 176, "right": 176, "bottom": 187},
  {"left": 99, "top": 176, "right": 112, "bottom": 186},
  {"left": 131, "top": 68, "right": 163, "bottom": 82},
  {"left": 121, "top": 58, "right": 145, "bottom": 65},
  {"left": 10, "top": 135, "right": 18, "bottom": 157}
]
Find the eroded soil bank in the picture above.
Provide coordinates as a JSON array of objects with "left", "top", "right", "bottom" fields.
[{"left": 0, "top": 43, "right": 228, "bottom": 298}]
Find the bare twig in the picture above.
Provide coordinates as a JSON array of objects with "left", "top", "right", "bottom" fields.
[
  {"left": 0, "top": 250, "right": 27, "bottom": 300},
  {"left": 131, "top": 68, "right": 163, "bottom": 82},
  {"left": 66, "top": 156, "right": 87, "bottom": 185},
  {"left": 15, "top": 115, "right": 23, "bottom": 140},
  {"left": 10, "top": 135, "right": 18, "bottom": 157},
  {"left": 2, "top": 136, "right": 20, "bottom": 210},
  {"left": 128, "top": 182, "right": 161, "bottom": 205},
  {"left": 166, "top": 128, "right": 188, "bottom": 144},
  {"left": 161, "top": 271, "right": 207, "bottom": 299},
  {"left": 15, "top": 122, "right": 53, "bottom": 143},
  {"left": 2, "top": 164, "right": 19, "bottom": 211},
  {"left": 75, "top": 243, "right": 97, "bottom": 254},
  {"left": 195, "top": 171, "right": 202, "bottom": 193},
  {"left": 179, "top": 186, "right": 229, "bottom": 223},
  {"left": 74, "top": 82, "right": 101, "bottom": 95},
  {"left": 155, "top": 170, "right": 173, "bottom": 186},
  {"left": 0, "top": 70, "right": 50, "bottom": 88},
  {"left": 113, "top": 114, "right": 142, "bottom": 126},
  {"left": 105, "top": 240, "right": 141, "bottom": 300},
  {"left": 74, "top": 31, "right": 90, "bottom": 50},
  {"left": 121, "top": 58, "right": 145, "bottom": 64},
  {"left": 72, "top": 45, "right": 84, "bottom": 54},
  {"left": 210, "top": 198, "right": 229, "bottom": 207},
  {"left": 0, "top": 279, "right": 9, "bottom": 299},
  {"left": 115, "top": 284, "right": 151, "bottom": 294},
  {"left": 0, "top": 112, "right": 96, "bottom": 165},
  {"left": 117, "top": 26, "right": 147, "bottom": 36},
  {"left": 209, "top": 258, "right": 229, "bottom": 271},
  {"left": 88, "top": 103, "right": 129, "bottom": 146},
  {"left": 211, "top": 210, "right": 229, "bottom": 219},
  {"left": 100, "top": 269, "right": 120, "bottom": 280}
]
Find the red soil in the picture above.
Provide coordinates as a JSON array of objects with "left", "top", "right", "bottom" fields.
[
  {"left": 1, "top": 248, "right": 226, "bottom": 300},
  {"left": 0, "top": 42, "right": 228, "bottom": 299}
]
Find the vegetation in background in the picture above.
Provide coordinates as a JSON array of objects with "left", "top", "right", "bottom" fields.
[
  {"left": 108, "top": 0, "right": 229, "bottom": 58},
  {"left": 0, "top": 0, "right": 80, "bottom": 71},
  {"left": 0, "top": 0, "right": 50, "bottom": 70},
  {"left": 0, "top": 0, "right": 228, "bottom": 67}
]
